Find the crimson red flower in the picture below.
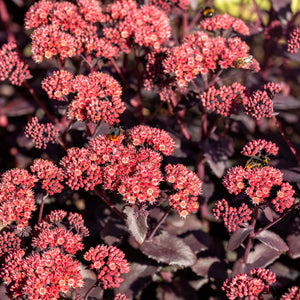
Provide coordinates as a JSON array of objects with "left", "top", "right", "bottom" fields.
[
  {"left": 287, "top": 26, "right": 300, "bottom": 53},
  {"left": 0, "top": 169, "right": 37, "bottom": 229},
  {"left": 68, "top": 72, "right": 125, "bottom": 125},
  {"left": 0, "top": 232, "right": 21, "bottom": 260},
  {"left": 222, "top": 268, "right": 276, "bottom": 300},
  {"left": 41, "top": 70, "right": 73, "bottom": 101},
  {"left": 115, "top": 293, "right": 129, "bottom": 300},
  {"left": 149, "top": 0, "right": 188, "bottom": 13},
  {"left": 84, "top": 245, "right": 130, "bottom": 289},
  {"left": 199, "top": 13, "right": 250, "bottom": 35},
  {"left": 281, "top": 286, "right": 300, "bottom": 300},
  {"left": 25, "top": 117, "right": 59, "bottom": 149},
  {"left": 213, "top": 199, "right": 252, "bottom": 232},
  {"left": 30, "top": 159, "right": 64, "bottom": 195},
  {"left": 0, "top": 42, "right": 31, "bottom": 86},
  {"left": 60, "top": 147, "right": 102, "bottom": 191},
  {"left": 165, "top": 164, "right": 202, "bottom": 217},
  {"left": 241, "top": 139, "right": 279, "bottom": 157}
]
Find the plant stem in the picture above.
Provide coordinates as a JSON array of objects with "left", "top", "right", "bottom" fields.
[
  {"left": 23, "top": 80, "right": 56, "bottom": 124},
  {"left": 0, "top": 0, "right": 14, "bottom": 43},
  {"left": 38, "top": 193, "right": 48, "bottom": 224},
  {"left": 94, "top": 187, "right": 125, "bottom": 220},
  {"left": 146, "top": 207, "right": 171, "bottom": 240},
  {"left": 272, "top": 116, "right": 300, "bottom": 166}
]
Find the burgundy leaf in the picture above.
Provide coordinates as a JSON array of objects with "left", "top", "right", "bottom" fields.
[
  {"left": 232, "top": 259, "right": 246, "bottom": 276},
  {"left": 140, "top": 231, "right": 197, "bottom": 267},
  {"left": 286, "top": 234, "right": 300, "bottom": 259},
  {"left": 124, "top": 206, "right": 148, "bottom": 244},
  {"left": 273, "top": 95, "right": 300, "bottom": 110},
  {"left": 227, "top": 227, "right": 252, "bottom": 251},
  {"left": 192, "top": 257, "right": 227, "bottom": 280},
  {"left": 281, "top": 167, "right": 300, "bottom": 182},
  {"left": 183, "top": 231, "right": 209, "bottom": 254},
  {"left": 263, "top": 207, "right": 274, "bottom": 223},
  {"left": 115, "top": 263, "right": 158, "bottom": 298},
  {"left": 255, "top": 230, "right": 289, "bottom": 252},
  {"left": 246, "top": 244, "right": 281, "bottom": 271},
  {"left": 100, "top": 219, "right": 128, "bottom": 245}
]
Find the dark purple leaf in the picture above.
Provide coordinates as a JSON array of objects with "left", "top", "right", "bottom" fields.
[
  {"left": 281, "top": 167, "right": 300, "bottom": 182},
  {"left": 246, "top": 244, "right": 281, "bottom": 271},
  {"left": 1, "top": 97, "right": 35, "bottom": 116},
  {"left": 191, "top": 257, "right": 227, "bottom": 280},
  {"left": 123, "top": 206, "right": 148, "bottom": 244},
  {"left": 100, "top": 219, "right": 128, "bottom": 245},
  {"left": 270, "top": 0, "right": 292, "bottom": 24},
  {"left": 232, "top": 259, "right": 246, "bottom": 276},
  {"left": 227, "top": 227, "right": 252, "bottom": 251},
  {"left": 115, "top": 263, "right": 158, "bottom": 298},
  {"left": 273, "top": 95, "right": 300, "bottom": 110},
  {"left": 183, "top": 231, "right": 209, "bottom": 254},
  {"left": 255, "top": 230, "right": 289, "bottom": 252},
  {"left": 263, "top": 207, "right": 274, "bottom": 223},
  {"left": 286, "top": 234, "right": 300, "bottom": 259},
  {"left": 140, "top": 231, "right": 196, "bottom": 267}
]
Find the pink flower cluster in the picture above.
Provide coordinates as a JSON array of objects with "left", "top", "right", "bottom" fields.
[
  {"left": 0, "top": 42, "right": 30, "bottom": 86},
  {"left": 163, "top": 31, "right": 252, "bottom": 87},
  {"left": 0, "top": 231, "right": 21, "bottom": 260},
  {"left": 1, "top": 247, "right": 84, "bottom": 300},
  {"left": 0, "top": 169, "right": 37, "bottom": 229},
  {"left": 25, "top": 117, "right": 59, "bottom": 149},
  {"left": 149, "top": 0, "right": 188, "bottom": 13},
  {"left": 115, "top": 294, "right": 129, "bottom": 300},
  {"left": 31, "top": 159, "right": 64, "bottom": 195},
  {"left": 25, "top": 0, "right": 105, "bottom": 62},
  {"left": 68, "top": 72, "right": 125, "bottom": 125},
  {"left": 165, "top": 164, "right": 202, "bottom": 217},
  {"left": 222, "top": 268, "right": 276, "bottom": 300},
  {"left": 241, "top": 139, "right": 279, "bottom": 157},
  {"left": 287, "top": 26, "right": 300, "bottom": 53},
  {"left": 41, "top": 70, "right": 73, "bottom": 101},
  {"left": 281, "top": 286, "right": 300, "bottom": 300},
  {"left": 213, "top": 199, "right": 252, "bottom": 232},
  {"left": 199, "top": 13, "right": 250, "bottom": 35},
  {"left": 60, "top": 147, "right": 102, "bottom": 191},
  {"left": 84, "top": 245, "right": 130, "bottom": 289},
  {"left": 200, "top": 82, "right": 248, "bottom": 117}
]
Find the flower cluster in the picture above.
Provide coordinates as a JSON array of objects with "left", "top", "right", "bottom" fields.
[
  {"left": 130, "top": 5, "right": 171, "bottom": 49},
  {"left": 115, "top": 294, "right": 129, "bottom": 300},
  {"left": 213, "top": 199, "right": 252, "bottom": 232},
  {"left": 244, "top": 82, "right": 281, "bottom": 120},
  {"left": 60, "top": 147, "right": 102, "bottom": 191},
  {"left": 127, "top": 125, "right": 175, "bottom": 155},
  {"left": 25, "top": 117, "right": 59, "bottom": 149},
  {"left": 0, "top": 232, "right": 21, "bottom": 261},
  {"left": 199, "top": 13, "right": 250, "bottom": 35},
  {"left": 0, "top": 42, "right": 30, "bottom": 86},
  {"left": 222, "top": 268, "right": 276, "bottom": 300},
  {"left": 41, "top": 70, "right": 73, "bottom": 101},
  {"left": 200, "top": 82, "right": 248, "bottom": 117},
  {"left": 68, "top": 72, "right": 125, "bottom": 125},
  {"left": 1, "top": 247, "right": 83, "bottom": 300},
  {"left": 163, "top": 31, "right": 252, "bottom": 87},
  {"left": 25, "top": 0, "right": 104, "bottom": 62},
  {"left": 241, "top": 139, "right": 279, "bottom": 157},
  {"left": 287, "top": 26, "right": 300, "bottom": 53},
  {"left": 165, "top": 164, "right": 202, "bottom": 217},
  {"left": 84, "top": 245, "right": 130, "bottom": 289},
  {"left": 32, "top": 210, "right": 88, "bottom": 254},
  {"left": 30, "top": 159, "right": 64, "bottom": 195},
  {"left": 0, "top": 169, "right": 37, "bottom": 229},
  {"left": 281, "top": 286, "right": 300, "bottom": 300},
  {"left": 149, "top": 0, "right": 188, "bottom": 13}
]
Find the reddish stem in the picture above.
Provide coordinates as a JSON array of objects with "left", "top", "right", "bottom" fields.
[
  {"left": 38, "top": 193, "right": 48, "bottom": 224},
  {"left": 146, "top": 207, "right": 171, "bottom": 240},
  {"left": 0, "top": 0, "right": 15, "bottom": 43}
]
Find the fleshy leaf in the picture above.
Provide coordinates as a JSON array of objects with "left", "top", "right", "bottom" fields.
[
  {"left": 227, "top": 227, "right": 252, "bottom": 251},
  {"left": 124, "top": 206, "right": 148, "bottom": 244},
  {"left": 263, "top": 207, "right": 273, "bottom": 223},
  {"left": 255, "top": 230, "right": 289, "bottom": 252},
  {"left": 140, "top": 231, "right": 197, "bottom": 267},
  {"left": 286, "top": 234, "right": 300, "bottom": 259}
]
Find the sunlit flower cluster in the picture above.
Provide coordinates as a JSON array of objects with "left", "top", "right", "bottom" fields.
[
  {"left": 165, "top": 164, "right": 202, "bottom": 217},
  {"left": 222, "top": 268, "right": 276, "bottom": 300},
  {"left": 149, "top": 0, "right": 188, "bottom": 13},
  {"left": 241, "top": 139, "right": 279, "bottom": 157},
  {"left": 200, "top": 82, "right": 248, "bottom": 117},
  {"left": 41, "top": 70, "right": 73, "bottom": 101},
  {"left": 30, "top": 159, "right": 64, "bottom": 195},
  {"left": 0, "top": 42, "right": 30, "bottom": 86},
  {"left": 213, "top": 199, "right": 252, "bottom": 232},
  {"left": 199, "top": 13, "right": 250, "bottom": 35},
  {"left": 84, "top": 244, "right": 130, "bottom": 289},
  {"left": 68, "top": 72, "right": 125, "bottom": 125},
  {"left": 0, "top": 169, "right": 37, "bottom": 229},
  {"left": 25, "top": 117, "right": 59, "bottom": 149}
]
